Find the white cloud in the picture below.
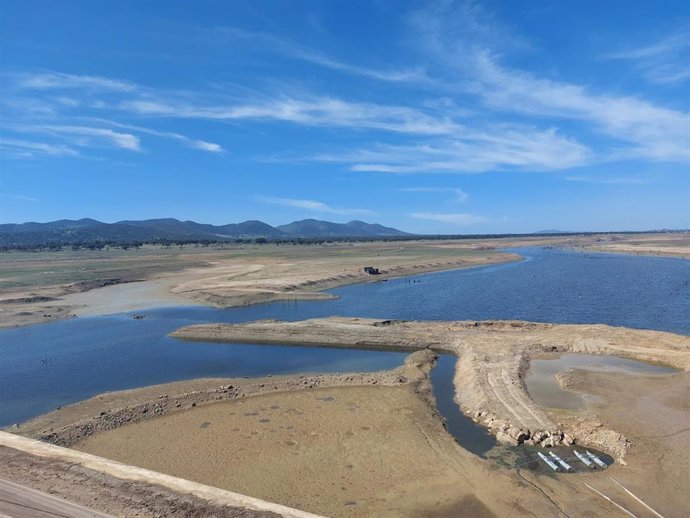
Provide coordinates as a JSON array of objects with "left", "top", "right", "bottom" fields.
[
  {"left": 470, "top": 52, "right": 690, "bottom": 163},
  {"left": 0, "top": 138, "right": 80, "bottom": 158},
  {"left": 400, "top": 187, "right": 469, "bottom": 202},
  {"left": 406, "top": 3, "right": 690, "bottom": 165},
  {"left": 91, "top": 120, "right": 224, "bottom": 153},
  {"left": 316, "top": 125, "right": 590, "bottom": 173},
  {"left": 36, "top": 125, "right": 141, "bottom": 151},
  {"left": 208, "top": 27, "right": 429, "bottom": 84},
  {"left": 190, "top": 140, "right": 223, "bottom": 153},
  {"left": 604, "top": 28, "right": 690, "bottom": 85},
  {"left": 565, "top": 176, "right": 651, "bottom": 185},
  {"left": 120, "top": 96, "right": 458, "bottom": 135},
  {"left": 411, "top": 212, "right": 490, "bottom": 226},
  {"left": 14, "top": 71, "right": 138, "bottom": 92},
  {"left": 256, "top": 196, "right": 376, "bottom": 216},
  {"left": 4, "top": 6, "right": 688, "bottom": 173},
  {"left": 5, "top": 194, "right": 39, "bottom": 203}
]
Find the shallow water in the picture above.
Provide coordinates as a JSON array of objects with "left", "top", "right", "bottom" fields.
[
  {"left": 431, "top": 354, "right": 496, "bottom": 454},
  {"left": 1, "top": 247, "right": 688, "bottom": 432},
  {"left": 525, "top": 353, "right": 676, "bottom": 410}
]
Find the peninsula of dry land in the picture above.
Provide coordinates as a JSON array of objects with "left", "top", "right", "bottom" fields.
[{"left": 11, "top": 317, "right": 689, "bottom": 517}]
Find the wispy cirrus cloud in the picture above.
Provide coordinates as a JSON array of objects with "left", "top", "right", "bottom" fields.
[
  {"left": 3, "top": 72, "right": 225, "bottom": 157},
  {"left": 603, "top": 28, "right": 690, "bottom": 85},
  {"left": 255, "top": 196, "right": 376, "bottom": 216},
  {"left": 12, "top": 71, "right": 138, "bottom": 92},
  {"left": 314, "top": 125, "right": 590, "bottom": 173},
  {"left": 0, "top": 138, "right": 81, "bottom": 159},
  {"left": 207, "top": 26, "right": 429, "bottom": 84},
  {"left": 4, "top": 1, "right": 689, "bottom": 173},
  {"left": 2, "top": 194, "right": 39, "bottom": 203},
  {"left": 90, "top": 120, "right": 224, "bottom": 153},
  {"left": 399, "top": 187, "right": 469, "bottom": 202},
  {"left": 406, "top": 2, "right": 690, "bottom": 165},
  {"left": 470, "top": 51, "right": 690, "bottom": 163},
  {"left": 120, "top": 96, "right": 458, "bottom": 135},
  {"left": 14, "top": 124, "right": 142, "bottom": 151},
  {"left": 411, "top": 212, "right": 490, "bottom": 226},
  {"left": 565, "top": 176, "right": 652, "bottom": 185}
]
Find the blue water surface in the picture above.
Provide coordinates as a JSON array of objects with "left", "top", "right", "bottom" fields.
[{"left": 1, "top": 247, "right": 688, "bottom": 426}]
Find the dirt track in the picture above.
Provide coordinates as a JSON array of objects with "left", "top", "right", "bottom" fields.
[
  {"left": 11, "top": 334, "right": 688, "bottom": 516},
  {"left": 0, "top": 444, "right": 286, "bottom": 518},
  {"left": 172, "top": 317, "right": 690, "bottom": 461}
]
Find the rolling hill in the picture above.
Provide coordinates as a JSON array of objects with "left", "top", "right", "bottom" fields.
[{"left": 0, "top": 218, "right": 410, "bottom": 247}]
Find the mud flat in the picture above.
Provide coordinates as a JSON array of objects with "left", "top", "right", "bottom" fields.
[
  {"left": 558, "top": 366, "right": 690, "bottom": 512},
  {"left": 2, "top": 233, "right": 685, "bottom": 329},
  {"left": 10, "top": 350, "right": 530, "bottom": 517},
  {"left": 172, "top": 317, "right": 690, "bottom": 462},
  {"left": 570, "top": 231, "right": 690, "bottom": 259},
  {"left": 12, "top": 318, "right": 690, "bottom": 517},
  {"left": 0, "top": 241, "right": 518, "bottom": 328}
]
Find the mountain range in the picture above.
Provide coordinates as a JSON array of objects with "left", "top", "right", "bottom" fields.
[{"left": 0, "top": 218, "right": 410, "bottom": 247}]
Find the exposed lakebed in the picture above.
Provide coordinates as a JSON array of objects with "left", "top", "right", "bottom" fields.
[
  {"left": 1, "top": 247, "right": 688, "bottom": 459},
  {"left": 526, "top": 353, "right": 677, "bottom": 410}
]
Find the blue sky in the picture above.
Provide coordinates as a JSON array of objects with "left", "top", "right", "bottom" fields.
[{"left": 1, "top": 0, "right": 688, "bottom": 233}]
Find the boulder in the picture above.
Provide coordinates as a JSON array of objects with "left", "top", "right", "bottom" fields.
[
  {"left": 496, "top": 431, "right": 519, "bottom": 446},
  {"left": 532, "top": 431, "right": 546, "bottom": 443},
  {"left": 542, "top": 435, "right": 562, "bottom": 448},
  {"left": 508, "top": 427, "right": 530, "bottom": 444}
]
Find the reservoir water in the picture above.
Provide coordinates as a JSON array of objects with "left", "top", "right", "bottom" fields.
[{"left": 1, "top": 247, "right": 688, "bottom": 437}]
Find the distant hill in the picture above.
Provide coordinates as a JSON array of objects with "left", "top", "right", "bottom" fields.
[
  {"left": 0, "top": 217, "right": 409, "bottom": 248},
  {"left": 276, "top": 219, "right": 409, "bottom": 238},
  {"left": 534, "top": 229, "right": 577, "bottom": 234}
]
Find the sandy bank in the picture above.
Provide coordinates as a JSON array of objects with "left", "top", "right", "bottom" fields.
[
  {"left": 12, "top": 346, "right": 685, "bottom": 516},
  {"left": 12, "top": 351, "right": 521, "bottom": 517},
  {"left": 0, "top": 434, "right": 320, "bottom": 518},
  {"left": 16, "top": 353, "right": 428, "bottom": 446},
  {"left": 0, "top": 242, "right": 518, "bottom": 328},
  {"left": 172, "top": 317, "right": 690, "bottom": 462},
  {"left": 552, "top": 367, "right": 690, "bottom": 516},
  {"left": 571, "top": 232, "right": 690, "bottom": 259},
  {"left": 8, "top": 349, "right": 649, "bottom": 518},
  {"left": 2, "top": 232, "right": 685, "bottom": 329}
]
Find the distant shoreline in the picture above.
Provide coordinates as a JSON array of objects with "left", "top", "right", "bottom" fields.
[{"left": 1, "top": 232, "right": 688, "bottom": 329}]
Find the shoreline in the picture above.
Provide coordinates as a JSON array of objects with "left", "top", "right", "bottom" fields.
[
  {"left": 12, "top": 349, "right": 438, "bottom": 447},
  {"left": 172, "top": 317, "right": 690, "bottom": 462},
  {"left": 0, "top": 246, "right": 520, "bottom": 329},
  {"left": 2, "top": 231, "right": 688, "bottom": 330},
  {"left": 7, "top": 319, "right": 690, "bottom": 516}
]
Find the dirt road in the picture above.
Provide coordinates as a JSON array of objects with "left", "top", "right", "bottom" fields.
[{"left": 0, "top": 477, "right": 112, "bottom": 518}]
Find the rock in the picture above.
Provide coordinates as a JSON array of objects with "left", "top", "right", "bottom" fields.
[
  {"left": 508, "top": 427, "right": 530, "bottom": 444},
  {"left": 496, "top": 431, "right": 519, "bottom": 446},
  {"left": 542, "top": 435, "right": 562, "bottom": 448},
  {"left": 531, "top": 431, "right": 545, "bottom": 443}
]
